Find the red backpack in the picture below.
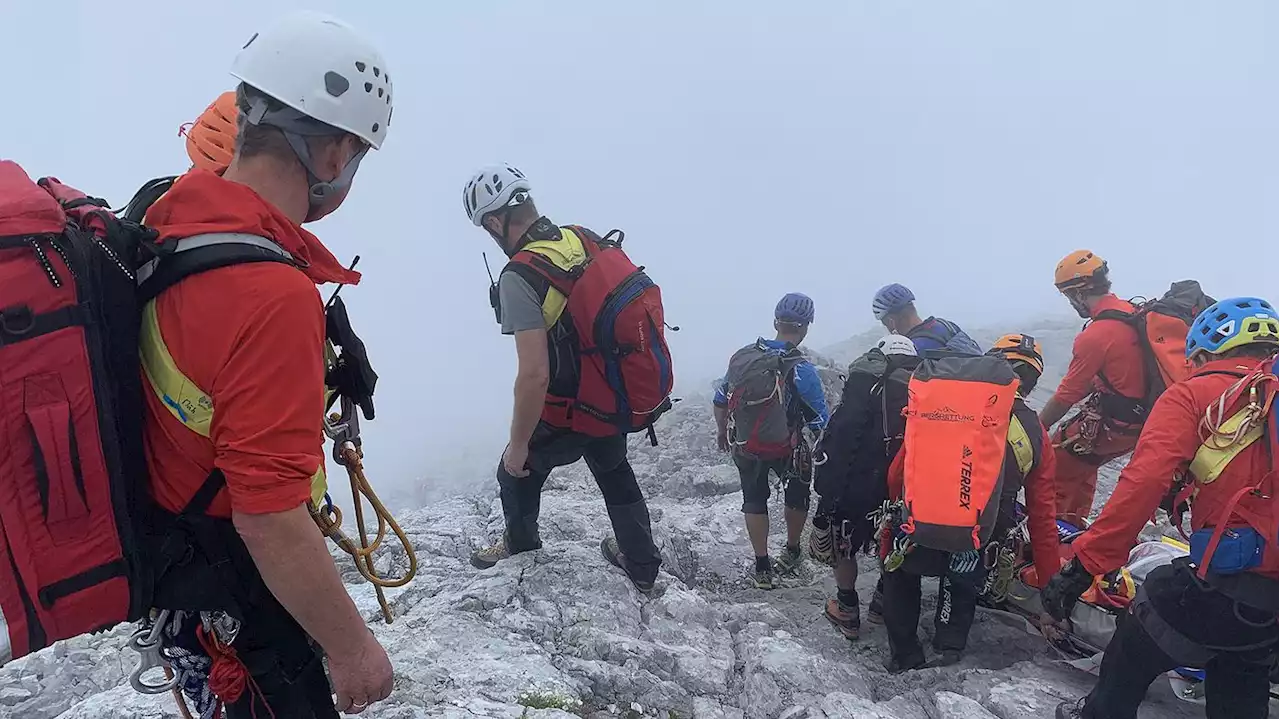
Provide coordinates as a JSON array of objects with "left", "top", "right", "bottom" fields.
[
  {"left": 0, "top": 161, "right": 155, "bottom": 660},
  {"left": 1094, "top": 281, "right": 1215, "bottom": 417},
  {"left": 0, "top": 162, "right": 310, "bottom": 661},
  {"left": 505, "top": 226, "right": 674, "bottom": 443}
]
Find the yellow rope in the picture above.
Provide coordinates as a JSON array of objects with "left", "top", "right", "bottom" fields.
[{"left": 309, "top": 441, "right": 418, "bottom": 624}]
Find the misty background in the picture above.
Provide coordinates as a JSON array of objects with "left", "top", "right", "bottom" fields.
[{"left": 2, "top": 1, "right": 1276, "bottom": 497}]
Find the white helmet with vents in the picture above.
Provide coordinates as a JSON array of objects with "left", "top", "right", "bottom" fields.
[
  {"left": 230, "top": 11, "right": 393, "bottom": 149},
  {"left": 875, "top": 334, "right": 918, "bottom": 357},
  {"left": 463, "top": 165, "right": 532, "bottom": 226}
]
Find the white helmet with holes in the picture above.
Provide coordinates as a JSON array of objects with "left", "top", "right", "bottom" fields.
[
  {"left": 875, "top": 334, "right": 918, "bottom": 357},
  {"left": 230, "top": 11, "right": 393, "bottom": 149},
  {"left": 463, "top": 165, "right": 532, "bottom": 226}
]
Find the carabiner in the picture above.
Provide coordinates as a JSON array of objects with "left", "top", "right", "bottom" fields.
[{"left": 128, "top": 610, "right": 179, "bottom": 695}]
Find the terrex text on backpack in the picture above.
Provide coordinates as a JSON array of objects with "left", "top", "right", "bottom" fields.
[
  {"left": 503, "top": 226, "right": 674, "bottom": 442},
  {"left": 724, "top": 340, "right": 809, "bottom": 461},
  {"left": 1092, "top": 280, "right": 1215, "bottom": 420},
  {"left": 0, "top": 161, "right": 154, "bottom": 661},
  {"left": 900, "top": 355, "right": 1020, "bottom": 553}
]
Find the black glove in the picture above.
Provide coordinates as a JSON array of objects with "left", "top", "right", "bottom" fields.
[
  {"left": 325, "top": 296, "right": 378, "bottom": 421},
  {"left": 1041, "top": 557, "right": 1094, "bottom": 622}
]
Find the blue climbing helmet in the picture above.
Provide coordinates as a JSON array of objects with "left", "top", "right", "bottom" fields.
[
  {"left": 1186, "top": 297, "right": 1280, "bottom": 359},
  {"left": 775, "top": 292, "right": 816, "bottom": 325},
  {"left": 872, "top": 283, "right": 915, "bottom": 321}
]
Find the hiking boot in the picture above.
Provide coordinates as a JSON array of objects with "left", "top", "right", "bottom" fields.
[
  {"left": 928, "top": 649, "right": 962, "bottom": 668},
  {"left": 753, "top": 566, "right": 775, "bottom": 590},
  {"left": 775, "top": 545, "right": 804, "bottom": 574},
  {"left": 824, "top": 599, "right": 860, "bottom": 640},
  {"left": 600, "top": 537, "right": 655, "bottom": 593},
  {"left": 809, "top": 523, "right": 834, "bottom": 566},
  {"left": 470, "top": 541, "right": 511, "bottom": 569},
  {"left": 883, "top": 653, "right": 927, "bottom": 674},
  {"left": 867, "top": 587, "right": 885, "bottom": 625},
  {"left": 1055, "top": 698, "right": 1086, "bottom": 719}
]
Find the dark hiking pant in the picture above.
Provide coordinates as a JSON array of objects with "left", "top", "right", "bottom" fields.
[
  {"left": 882, "top": 546, "right": 984, "bottom": 667},
  {"left": 224, "top": 597, "right": 338, "bottom": 719},
  {"left": 733, "top": 454, "right": 810, "bottom": 515},
  {"left": 1081, "top": 561, "right": 1276, "bottom": 719},
  {"left": 498, "top": 423, "right": 661, "bottom": 583}
]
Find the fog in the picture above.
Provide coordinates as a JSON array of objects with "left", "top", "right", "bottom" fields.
[{"left": 3, "top": 1, "right": 1275, "bottom": 494}]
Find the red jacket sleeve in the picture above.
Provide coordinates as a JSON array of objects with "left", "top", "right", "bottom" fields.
[
  {"left": 1052, "top": 328, "right": 1104, "bottom": 407},
  {"left": 1071, "top": 384, "right": 1201, "bottom": 575},
  {"left": 1024, "top": 425, "right": 1063, "bottom": 587},
  {"left": 887, "top": 446, "right": 905, "bottom": 501},
  {"left": 210, "top": 275, "right": 326, "bottom": 515}
]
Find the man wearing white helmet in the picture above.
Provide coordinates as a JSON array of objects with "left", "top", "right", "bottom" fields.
[
  {"left": 810, "top": 335, "right": 919, "bottom": 640},
  {"left": 140, "top": 11, "right": 393, "bottom": 717},
  {"left": 463, "top": 165, "right": 666, "bottom": 593}
]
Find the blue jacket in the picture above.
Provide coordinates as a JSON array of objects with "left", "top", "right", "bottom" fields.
[
  {"left": 905, "top": 316, "right": 981, "bottom": 356},
  {"left": 714, "top": 339, "right": 830, "bottom": 430}
]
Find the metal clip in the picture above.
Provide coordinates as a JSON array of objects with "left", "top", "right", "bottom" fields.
[
  {"left": 201, "top": 610, "right": 241, "bottom": 647},
  {"left": 323, "top": 395, "right": 362, "bottom": 465},
  {"left": 128, "top": 610, "right": 178, "bottom": 695}
]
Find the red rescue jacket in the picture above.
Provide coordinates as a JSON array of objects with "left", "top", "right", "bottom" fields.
[{"left": 1072, "top": 358, "right": 1278, "bottom": 579}]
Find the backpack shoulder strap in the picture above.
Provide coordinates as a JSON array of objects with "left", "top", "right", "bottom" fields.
[
  {"left": 1006, "top": 400, "right": 1043, "bottom": 478},
  {"left": 505, "top": 226, "right": 595, "bottom": 297},
  {"left": 137, "top": 232, "right": 296, "bottom": 303},
  {"left": 119, "top": 176, "right": 177, "bottom": 224},
  {"left": 1093, "top": 308, "right": 1136, "bottom": 323}
]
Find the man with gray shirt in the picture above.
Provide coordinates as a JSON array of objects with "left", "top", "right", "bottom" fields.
[{"left": 462, "top": 164, "right": 662, "bottom": 591}]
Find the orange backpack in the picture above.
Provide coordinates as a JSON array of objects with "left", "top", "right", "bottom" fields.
[
  {"left": 900, "top": 355, "right": 1019, "bottom": 553},
  {"left": 1095, "top": 280, "right": 1215, "bottom": 413}
]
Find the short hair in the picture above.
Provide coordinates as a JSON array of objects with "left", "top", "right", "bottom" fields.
[
  {"left": 1219, "top": 343, "right": 1278, "bottom": 360},
  {"left": 234, "top": 83, "right": 350, "bottom": 162},
  {"left": 234, "top": 84, "right": 294, "bottom": 161}
]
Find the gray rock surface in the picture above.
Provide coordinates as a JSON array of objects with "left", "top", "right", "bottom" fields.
[{"left": 0, "top": 325, "right": 1231, "bottom": 719}]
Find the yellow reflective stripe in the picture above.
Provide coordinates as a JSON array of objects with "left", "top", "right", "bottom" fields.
[
  {"left": 311, "top": 465, "right": 328, "bottom": 507},
  {"left": 142, "top": 299, "right": 330, "bottom": 502},
  {"left": 140, "top": 300, "right": 214, "bottom": 438},
  {"left": 1189, "top": 406, "right": 1264, "bottom": 485},
  {"left": 1007, "top": 413, "right": 1035, "bottom": 478},
  {"left": 523, "top": 228, "right": 587, "bottom": 328}
]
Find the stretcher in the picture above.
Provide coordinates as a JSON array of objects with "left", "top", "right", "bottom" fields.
[{"left": 980, "top": 520, "right": 1278, "bottom": 707}]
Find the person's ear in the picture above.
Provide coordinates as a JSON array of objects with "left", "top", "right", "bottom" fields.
[
  {"left": 316, "top": 135, "right": 364, "bottom": 181},
  {"left": 482, "top": 214, "right": 503, "bottom": 237}
]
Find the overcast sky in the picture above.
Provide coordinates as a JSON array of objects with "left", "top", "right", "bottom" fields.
[{"left": 2, "top": 1, "right": 1275, "bottom": 488}]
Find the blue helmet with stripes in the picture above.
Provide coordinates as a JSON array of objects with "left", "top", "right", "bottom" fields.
[
  {"left": 872, "top": 283, "right": 915, "bottom": 321},
  {"left": 775, "top": 292, "right": 815, "bottom": 325}
]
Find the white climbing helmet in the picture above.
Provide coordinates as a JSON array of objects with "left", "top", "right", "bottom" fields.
[
  {"left": 463, "top": 165, "right": 532, "bottom": 227},
  {"left": 230, "top": 11, "right": 393, "bottom": 149},
  {"left": 875, "top": 334, "right": 918, "bottom": 357}
]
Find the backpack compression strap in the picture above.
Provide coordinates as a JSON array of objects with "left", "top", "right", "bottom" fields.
[{"left": 137, "top": 232, "right": 296, "bottom": 303}]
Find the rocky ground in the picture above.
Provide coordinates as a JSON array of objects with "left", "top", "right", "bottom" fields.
[{"left": 0, "top": 324, "right": 1237, "bottom": 719}]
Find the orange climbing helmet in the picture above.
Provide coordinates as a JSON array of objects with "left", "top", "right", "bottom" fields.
[
  {"left": 182, "top": 91, "right": 238, "bottom": 174},
  {"left": 988, "top": 333, "right": 1045, "bottom": 375},
  {"left": 1054, "top": 250, "right": 1109, "bottom": 292}
]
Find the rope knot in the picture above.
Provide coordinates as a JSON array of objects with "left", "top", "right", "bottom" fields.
[{"left": 195, "top": 626, "right": 246, "bottom": 704}]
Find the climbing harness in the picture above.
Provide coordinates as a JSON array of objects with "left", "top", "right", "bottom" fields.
[
  {"left": 1054, "top": 396, "right": 1103, "bottom": 457},
  {"left": 126, "top": 259, "right": 417, "bottom": 717}
]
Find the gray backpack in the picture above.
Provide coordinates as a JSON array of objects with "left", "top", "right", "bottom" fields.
[{"left": 724, "top": 340, "right": 807, "bottom": 460}]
